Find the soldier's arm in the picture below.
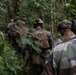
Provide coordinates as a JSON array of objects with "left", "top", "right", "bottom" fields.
[{"left": 46, "top": 31, "right": 53, "bottom": 48}]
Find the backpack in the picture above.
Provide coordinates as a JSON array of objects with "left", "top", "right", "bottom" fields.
[
  {"left": 72, "top": 19, "right": 76, "bottom": 34},
  {"left": 32, "top": 30, "right": 50, "bottom": 49}
]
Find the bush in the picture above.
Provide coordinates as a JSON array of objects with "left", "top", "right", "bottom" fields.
[{"left": 0, "top": 32, "right": 24, "bottom": 75}]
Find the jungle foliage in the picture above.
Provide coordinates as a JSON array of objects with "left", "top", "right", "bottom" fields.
[
  {"left": 0, "top": 0, "right": 76, "bottom": 75},
  {"left": 0, "top": 32, "right": 25, "bottom": 75}
]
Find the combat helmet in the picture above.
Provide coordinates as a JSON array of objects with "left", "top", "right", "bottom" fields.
[
  {"left": 34, "top": 18, "right": 44, "bottom": 25},
  {"left": 57, "top": 20, "right": 72, "bottom": 31},
  {"left": 33, "top": 18, "right": 44, "bottom": 29}
]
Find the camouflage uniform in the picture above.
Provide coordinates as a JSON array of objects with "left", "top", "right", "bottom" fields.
[
  {"left": 45, "top": 37, "right": 76, "bottom": 75},
  {"left": 30, "top": 18, "right": 53, "bottom": 75},
  {"left": 53, "top": 38, "right": 63, "bottom": 47},
  {"left": 7, "top": 19, "right": 29, "bottom": 58},
  {"left": 32, "top": 29, "right": 53, "bottom": 49}
]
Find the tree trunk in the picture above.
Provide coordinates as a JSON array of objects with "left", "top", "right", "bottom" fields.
[{"left": 13, "top": 0, "right": 20, "bottom": 19}]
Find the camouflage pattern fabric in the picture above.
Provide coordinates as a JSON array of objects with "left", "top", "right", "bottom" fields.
[
  {"left": 32, "top": 29, "right": 49, "bottom": 49},
  {"left": 31, "top": 29, "right": 53, "bottom": 65},
  {"left": 30, "top": 29, "right": 53, "bottom": 75},
  {"left": 45, "top": 38, "right": 76, "bottom": 75},
  {"left": 53, "top": 38, "right": 63, "bottom": 47},
  {"left": 7, "top": 21, "right": 29, "bottom": 58},
  {"left": 32, "top": 29, "right": 53, "bottom": 49}
]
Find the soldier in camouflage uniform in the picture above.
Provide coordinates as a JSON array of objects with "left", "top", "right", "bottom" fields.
[
  {"left": 44, "top": 19, "right": 76, "bottom": 75},
  {"left": 54, "top": 20, "right": 75, "bottom": 47},
  {"left": 30, "top": 18, "right": 53, "bottom": 75},
  {"left": 7, "top": 19, "right": 29, "bottom": 58},
  {"left": 32, "top": 18, "right": 53, "bottom": 49},
  {"left": 45, "top": 39, "right": 76, "bottom": 75}
]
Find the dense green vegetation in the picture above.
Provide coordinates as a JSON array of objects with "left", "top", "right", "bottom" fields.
[
  {"left": 0, "top": 0, "right": 76, "bottom": 75},
  {"left": 0, "top": 32, "right": 25, "bottom": 75}
]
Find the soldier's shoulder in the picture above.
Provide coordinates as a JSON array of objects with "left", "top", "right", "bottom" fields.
[
  {"left": 54, "top": 38, "right": 63, "bottom": 46},
  {"left": 43, "top": 30, "right": 51, "bottom": 35},
  {"left": 53, "top": 38, "right": 76, "bottom": 52},
  {"left": 53, "top": 41, "right": 71, "bottom": 52}
]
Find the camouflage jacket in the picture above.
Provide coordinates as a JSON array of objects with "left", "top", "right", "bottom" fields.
[
  {"left": 32, "top": 29, "right": 53, "bottom": 49},
  {"left": 45, "top": 38, "right": 76, "bottom": 75}
]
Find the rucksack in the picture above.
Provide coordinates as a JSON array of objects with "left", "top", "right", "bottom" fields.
[
  {"left": 32, "top": 29, "right": 50, "bottom": 49},
  {"left": 72, "top": 19, "right": 76, "bottom": 34}
]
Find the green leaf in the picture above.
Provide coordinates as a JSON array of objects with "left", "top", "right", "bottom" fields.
[{"left": 21, "top": 36, "right": 42, "bottom": 54}]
